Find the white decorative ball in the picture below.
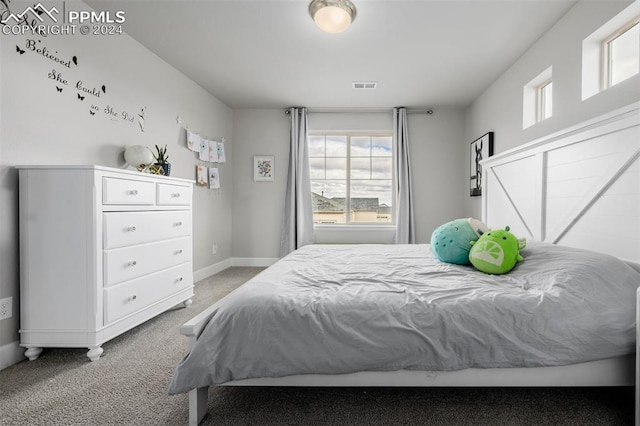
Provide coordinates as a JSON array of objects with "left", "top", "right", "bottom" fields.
[{"left": 124, "top": 145, "right": 154, "bottom": 168}]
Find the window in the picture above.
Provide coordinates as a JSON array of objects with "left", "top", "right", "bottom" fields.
[
  {"left": 537, "top": 80, "right": 553, "bottom": 122},
  {"left": 603, "top": 18, "right": 639, "bottom": 88},
  {"left": 582, "top": 2, "right": 640, "bottom": 100},
  {"left": 523, "top": 66, "right": 552, "bottom": 129},
  {"left": 309, "top": 133, "right": 393, "bottom": 225}
]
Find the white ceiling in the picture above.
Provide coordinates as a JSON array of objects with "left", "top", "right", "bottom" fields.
[{"left": 88, "top": 0, "right": 578, "bottom": 109}]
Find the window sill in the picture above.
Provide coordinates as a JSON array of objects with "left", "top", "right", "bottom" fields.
[{"left": 314, "top": 224, "right": 396, "bottom": 231}]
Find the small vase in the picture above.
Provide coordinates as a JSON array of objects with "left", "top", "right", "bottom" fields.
[{"left": 156, "top": 163, "right": 171, "bottom": 176}]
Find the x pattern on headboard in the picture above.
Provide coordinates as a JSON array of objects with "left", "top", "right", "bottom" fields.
[{"left": 482, "top": 102, "right": 640, "bottom": 264}]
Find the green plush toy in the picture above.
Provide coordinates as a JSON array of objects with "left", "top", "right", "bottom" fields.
[
  {"left": 431, "top": 218, "right": 489, "bottom": 265},
  {"left": 469, "top": 226, "right": 526, "bottom": 274}
]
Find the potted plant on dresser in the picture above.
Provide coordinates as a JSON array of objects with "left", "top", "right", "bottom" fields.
[{"left": 153, "top": 144, "right": 171, "bottom": 176}]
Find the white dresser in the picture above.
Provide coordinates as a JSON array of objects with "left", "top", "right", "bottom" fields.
[{"left": 18, "top": 165, "right": 194, "bottom": 361}]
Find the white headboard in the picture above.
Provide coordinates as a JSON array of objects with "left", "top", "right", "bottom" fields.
[{"left": 482, "top": 102, "right": 640, "bottom": 264}]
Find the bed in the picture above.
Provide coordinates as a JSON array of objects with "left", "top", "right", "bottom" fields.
[{"left": 170, "top": 102, "right": 640, "bottom": 425}]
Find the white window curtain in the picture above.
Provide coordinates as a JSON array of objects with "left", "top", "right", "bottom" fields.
[
  {"left": 393, "top": 107, "right": 416, "bottom": 244},
  {"left": 280, "top": 107, "right": 315, "bottom": 257}
]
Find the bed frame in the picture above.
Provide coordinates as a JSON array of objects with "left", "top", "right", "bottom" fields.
[{"left": 182, "top": 102, "right": 640, "bottom": 425}]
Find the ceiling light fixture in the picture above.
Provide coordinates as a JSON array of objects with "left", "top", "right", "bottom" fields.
[{"left": 309, "top": 0, "right": 357, "bottom": 34}]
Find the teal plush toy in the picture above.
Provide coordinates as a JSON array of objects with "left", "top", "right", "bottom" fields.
[
  {"left": 431, "top": 218, "right": 489, "bottom": 265},
  {"left": 469, "top": 226, "right": 526, "bottom": 274}
]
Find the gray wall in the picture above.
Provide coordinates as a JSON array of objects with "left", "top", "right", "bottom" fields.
[
  {"left": 231, "top": 109, "right": 290, "bottom": 259},
  {"left": 0, "top": 21, "right": 233, "bottom": 350},
  {"left": 231, "top": 108, "right": 467, "bottom": 258},
  {"left": 465, "top": 0, "right": 639, "bottom": 218},
  {"left": 408, "top": 108, "right": 467, "bottom": 243}
]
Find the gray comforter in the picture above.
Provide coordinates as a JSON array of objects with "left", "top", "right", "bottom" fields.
[{"left": 169, "top": 241, "right": 640, "bottom": 394}]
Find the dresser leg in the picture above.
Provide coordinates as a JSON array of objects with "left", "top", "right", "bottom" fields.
[
  {"left": 25, "top": 347, "right": 43, "bottom": 361},
  {"left": 87, "top": 346, "right": 104, "bottom": 361},
  {"left": 183, "top": 298, "right": 193, "bottom": 308}
]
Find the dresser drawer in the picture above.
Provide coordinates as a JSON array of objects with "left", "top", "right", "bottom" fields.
[
  {"left": 103, "top": 211, "right": 191, "bottom": 249},
  {"left": 104, "top": 237, "right": 192, "bottom": 286},
  {"left": 104, "top": 263, "right": 193, "bottom": 324},
  {"left": 157, "top": 183, "right": 190, "bottom": 206},
  {"left": 103, "top": 177, "right": 155, "bottom": 205}
]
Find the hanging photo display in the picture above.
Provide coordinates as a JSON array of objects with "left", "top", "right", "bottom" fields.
[
  {"left": 179, "top": 118, "right": 226, "bottom": 190},
  {"left": 187, "top": 130, "right": 225, "bottom": 164}
]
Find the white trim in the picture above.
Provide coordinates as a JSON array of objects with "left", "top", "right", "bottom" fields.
[
  {"left": 523, "top": 66, "right": 553, "bottom": 129},
  {"left": 231, "top": 257, "right": 278, "bottom": 267},
  {"left": 314, "top": 224, "right": 396, "bottom": 231},
  {"left": 483, "top": 101, "right": 640, "bottom": 168},
  {"left": 193, "top": 258, "right": 232, "bottom": 283},
  {"left": 602, "top": 17, "right": 640, "bottom": 89},
  {"left": 0, "top": 340, "right": 25, "bottom": 371},
  {"left": 222, "top": 355, "right": 634, "bottom": 388},
  {"left": 14, "top": 164, "right": 195, "bottom": 184},
  {"left": 194, "top": 257, "right": 279, "bottom": 283}
]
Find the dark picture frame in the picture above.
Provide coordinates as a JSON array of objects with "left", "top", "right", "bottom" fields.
[{"left": 470, "top": 132, "right": 493, "bottom": 196}]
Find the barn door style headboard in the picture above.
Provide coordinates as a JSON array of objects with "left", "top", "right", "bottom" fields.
[{"left": 482, "top": 102, "right": 640, "bottom": 264}]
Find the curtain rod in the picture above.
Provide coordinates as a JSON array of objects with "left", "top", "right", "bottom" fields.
[{"left": 285, "top": 107, "right": 434, "bottom": 115}]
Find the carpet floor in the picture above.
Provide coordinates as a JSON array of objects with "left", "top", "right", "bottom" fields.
[{"left": 0, "top": 267, "right": 634, "bottom": 425}]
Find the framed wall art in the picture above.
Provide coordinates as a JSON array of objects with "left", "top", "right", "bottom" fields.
[
  {"left": 254, "top": 155, "right": 274, "bottom": 182},
  {"left": 470, "top": 132, "right": 493, "bottom": 196}
]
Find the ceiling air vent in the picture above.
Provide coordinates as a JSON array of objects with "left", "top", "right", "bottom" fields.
[{"left": 352, "top": 81, "right": 377, "bottom": 90}]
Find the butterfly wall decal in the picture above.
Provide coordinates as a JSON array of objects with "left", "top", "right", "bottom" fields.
[
  {"left": 16, "top": 46, "right": 25, "bottom": 55},
  {"left": 56, "top": 86, "right": 63, "bottom": 92},
  {"left": 77, "top": 93, "right": 85, "bottom": 100},
  {"left": 89, "top": 110, "right": 95, "bottom": 116},
  {"left": 72, "top": 56, "right": 78, "bottom": 66}
]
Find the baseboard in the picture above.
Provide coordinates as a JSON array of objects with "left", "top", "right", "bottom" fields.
[
  {"left": 193, "top": 257, "right": 278, "bottom": 283},
  {"left": 0, "top": 340, "right": 25, "bottom": 371},
  {"left": 193, "top": 258, "right": 233, "bottom": 283},
  {"left": 231, "top": 257, "right": 279, "bottom": 267}
]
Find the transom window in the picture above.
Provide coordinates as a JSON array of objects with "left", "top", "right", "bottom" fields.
[
  {"left": 537, "top": 80, "right": 553, "bottom": 122},
  {"left": 603, "top": 18, "right": 639, "bottom": 88},
  {"left": 582, "top": 3, "right": 640, "bottom": 100},
  {"left": 309, "top": 133, "right": 394, "bottom": 225},
  {"left": 522, "top": 66, "right": 552, "bottom": 129}
]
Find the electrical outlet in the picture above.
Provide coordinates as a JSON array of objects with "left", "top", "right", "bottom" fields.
[
  {"left": 0, "top": 297, "right": 12, "bottom": 320},
  {"left": 212, "top": 243, "right": 218, "bottom": 255}
]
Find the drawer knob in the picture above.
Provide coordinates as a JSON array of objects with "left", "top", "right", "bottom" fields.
[
  {"left": 171, "top": 193, "right": 181, "bottom": 198},
  {"left": 128, "top": 226, "right": 137, "bottom": 232},
  {"left": 129, "top": 189, "right": 139, "bottom": 195},
  {"left": 174, "top": 221, "right": 183, "bottom": 227},
  {"left": 130, "top": 295, "right": 137, "bottom": 301},
  {"left": 177, "top": 277, "right": 183, "bottom": 283},
  {"left": 129, "top": 260, "right": 137, "bottom": 267},
  {"left": 175, "top": 249, "right": 183, "bottom": 255}
]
